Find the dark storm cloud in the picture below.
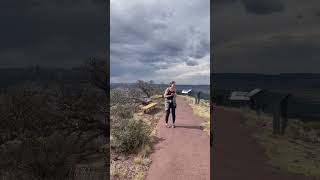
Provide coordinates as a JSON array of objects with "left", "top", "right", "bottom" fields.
[
  {"left": 212, "top": 0, "right": 284, "bottom": 15},
  {"left": 186, "top": 59, "right": 199, "bottom": 66},
  {"left": 242, "top": 0, "right": 285, "bottom": 14},
  {"left": 190, "top": 37, "right": 210, "bottom": 59},
  {"left": 0, "top": 0, "right": 106, "bottom": 68},
  {"left": 213, "top": 0, "right": 238, "bottom": 5},
  {"left": 111, "top": 0, "right": 210, "bottom": 83},
  {"left": 213, "top": 0, "right": 320, "bottom": 73},
  {"left": 214, "top": 32, "right": 320, "bottom": 73},
  {"left": 312, "top": 8, "right": 320, "bottom": 17}
]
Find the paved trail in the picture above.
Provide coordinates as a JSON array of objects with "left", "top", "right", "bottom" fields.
[
  {"left": 146, "top": 96, "right": 210, "bottom": 180},
  {"left": 212, "top": 107, "right": 313, "bottom": 180}
]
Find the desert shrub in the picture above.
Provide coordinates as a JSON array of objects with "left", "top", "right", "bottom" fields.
[
  {"left": 0, "top": 59, "right": 107, "bottom": 179},
  {"left": 151, "top": 84, "right": 165, "bottom": 95},
  {"left": 110, "top": 89, "right": 133, "bottom": 106},
  {"left": 71, "top": 165, "right": 106, "bottom": 180},
  {"left": 288, "top": 120, "right": 320, "bottom": 143},
  {"left": 83, "top": 57, "right": 108, "bottom": 94},
  {"left": 128, "top": 88, "right": 144, "bottom": 99},
  {"left": 136, "top": 80, "right": 155, "bottom": 98},
  {"left": 111, "top": 118, "right": 151, "bottom": 154},
  {"left": 111, "top": 104, "right": 135, "bottom": 120},
  {"left": 0, "top": 134, "right": 79, "bottom": 180}
]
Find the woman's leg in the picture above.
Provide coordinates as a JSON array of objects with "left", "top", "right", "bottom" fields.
[
  {"left": 165, "top": 109, "right": 170, "bottom": 124},
  {"left": 172, "top": 107, "right": 176, "bottom": 124}
]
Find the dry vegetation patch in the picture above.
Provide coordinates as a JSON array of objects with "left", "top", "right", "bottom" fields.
[
  {"left": 110, "top": 109, "right": 163, "bottom": 180},
  {"left": 0, "top": 58, "right": 108, "bottom": 179},
  {"left": 110, "top": 84, "right": 164, "bottom": 180},
  {"left": 183, "top": 95, "right": 210, "bottom": 135},
  {"left": 223, "top": 106, "right": 320, "bottom": 178}
]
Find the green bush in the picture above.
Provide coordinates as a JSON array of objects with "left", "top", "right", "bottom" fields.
[{"left": 111, "top": 118, "right": 151, "bottom": 154}]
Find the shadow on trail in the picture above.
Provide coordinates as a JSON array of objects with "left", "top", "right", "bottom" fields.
[
  {"left": 150, "top": 136, "right": 166, "bottom": 152},
  {"left": 175, "top": 125, "right": 203, "bottom": 130},
  {"left": 151, "top": 107, "right": 163, "bottom": 114},
  {"left": 153, "top": 136, "right": 165, "bottom": 143}
]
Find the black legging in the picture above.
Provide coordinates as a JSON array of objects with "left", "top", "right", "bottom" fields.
[{"left": 165, "top": 103, "right": 176, "bottom": 124}]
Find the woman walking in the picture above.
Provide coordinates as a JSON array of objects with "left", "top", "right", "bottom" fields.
[{"left": 163, "top": 80, "right": 177, "bottom": 128}]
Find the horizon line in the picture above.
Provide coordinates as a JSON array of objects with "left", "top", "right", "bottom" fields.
[{"left": 111, "top": 82, "right": 210, "bottom": 86}]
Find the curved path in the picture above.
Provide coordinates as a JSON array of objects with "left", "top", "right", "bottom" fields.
[
  {"left": 146, "top": 96, "right": 210, "bottom": 180},
  {"left": 212, "top": 107, "right": 314, "bottom": 180}
]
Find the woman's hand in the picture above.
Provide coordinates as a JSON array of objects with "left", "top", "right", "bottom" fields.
[
  {"left": 167, "top": 94, "right": 174, "bottom": 97},
  {"left": 173, "top": 91, "right": 177, "bottom": 96}
]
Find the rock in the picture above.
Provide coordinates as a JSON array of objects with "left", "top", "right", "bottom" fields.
[
  {"left": 118, "top": 156, "right": 125, "bottom": 161},
  {"left": 113, "top": 155, "right": 119, "bottom": 161},
  {"left": 142, "top": 158, "right": 152, "bottom": 166}
]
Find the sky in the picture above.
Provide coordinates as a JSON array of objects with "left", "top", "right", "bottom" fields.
[
  {"left": 110, "top": 0, "right": 210, "bottom": 85},
  {"left": 3, "top": 0, "right": 319, "bottom": 81},
  {"left": 213, "top": 0, "right": 320, "bottom": 74},
  {"left": 0, "top": 0, "right": 106, "bottom": 68}
]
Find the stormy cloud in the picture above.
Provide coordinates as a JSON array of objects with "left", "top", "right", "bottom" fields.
[
  {"left": 0, "top": 0, "right": 107, "bottom": 68},
  {"left": 111, "top": 0, "right": 210, "bottom": 84},
  {"left": 242, "top": 0, "right": 285, "bottom": 14},
  {"left": 213, "top": 0, "right": 320, "bottom": 73}
]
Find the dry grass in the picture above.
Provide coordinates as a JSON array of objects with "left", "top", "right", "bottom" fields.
[
  {"left": 110, "top": 139, "right": 154, "bottom": 180},
  {"left": 110, "top": 162, "right": 126, "bottom": 180},
  {"left": 72, "top": 166, "right": 101, "bottom": 180},
  {"left": 150, "top": 95, "right": 163, "bottom": 99},
  {"left": 131, "top": 137, "right": 154, "bottom": 180},
  {"left": 133, "top": 171, "right": 145, "bottom": 180},
  {"left": 110, "top": 99, "right": 163, "bottom": 180},
  {"left": 183, "top": 95, "right": 210, "bottom": 135},
  {"left": 111, "top": 140, "right": 153, "bottom": 180},
  {"left": 222, "top": 106, "right": 320, "bottom": 178},
  {"left": 133, "top": 144, "right": 152, "bottom": 165}
]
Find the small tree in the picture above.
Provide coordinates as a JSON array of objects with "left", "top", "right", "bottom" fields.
[
  {"left": 83, "top": 57, "right": 108, "bottom": 95},
  {"left": 0, "top": 60, "right": 108, "bottom": 178},
  {"left": 136, "top": 80, "right": 154, "bottom": 98},
  {"left": 83, "top": 57, "right": 108, "bottom": 135}
]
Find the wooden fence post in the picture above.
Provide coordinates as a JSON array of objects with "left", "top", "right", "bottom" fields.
[
  {"left": 273, "top": 104, "right": 280, "bottom": 135},
  {"left": 280, "top": 94, "right": 291, "bottom": 135},
  {"left": 273, "top": 94, "right": 291, "bottom": 135}
]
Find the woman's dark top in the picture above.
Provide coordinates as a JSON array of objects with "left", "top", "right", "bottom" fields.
[
  {"left": 165, "top": 88, "right": 177, "bottom": 110},
  {"left": 166, "top": 88, "right": 175, "bottom": 100}
]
